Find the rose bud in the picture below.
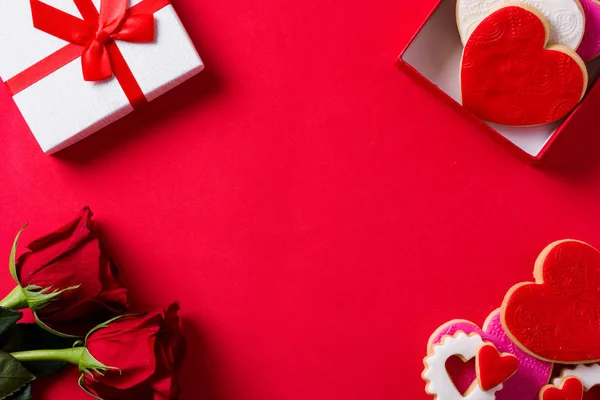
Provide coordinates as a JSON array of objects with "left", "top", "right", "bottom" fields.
[
  {"left": 0, "top": 207, "right": 128, "bottom": 337},
  {"left": 82, "top": 303, "right": 186, "bottom": 399},
  {"left": 9, "top": 304, "right": 186, "bottom": 400}
]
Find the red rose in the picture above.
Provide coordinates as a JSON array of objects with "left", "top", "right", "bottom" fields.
[
  {"left": 10, "top": 207, "right": 128, "bottom": 336},
  {"left": 81, "top": 303, "right": 186, "bottom": 400}
]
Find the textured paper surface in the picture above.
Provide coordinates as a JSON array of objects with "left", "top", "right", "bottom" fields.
[
  {"left": 0, "top": 1, "right": 204, "bottom": 153},
  {"left": 402, "top": 0, "right": 600, "bottom": 156}
]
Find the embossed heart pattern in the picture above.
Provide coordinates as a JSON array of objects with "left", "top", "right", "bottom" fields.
[
  {"left": 422, "top": 240, "right": 600, "bottom": 400},
  {"left": 455, "top": 2, "right": 597, "bottom": 127}
]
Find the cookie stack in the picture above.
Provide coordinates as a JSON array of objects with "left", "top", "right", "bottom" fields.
[
  {"left": 422, "top": 239, "right": 600, "bottom": 400},
  {"left": 456, "top": 0, "right": 600, "bottom": 127}
]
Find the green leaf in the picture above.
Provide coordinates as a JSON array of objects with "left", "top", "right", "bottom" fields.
[
  {"left": 0, "top": 351, "right": 35, "bottom": 399},
  {"left": 8, "top": 226, "right": 26, "bottom": 285},
  {"left": 1, "top": 324, "right": 75, "bottom": 378},
  {"left": 0, "top": 310, "right": 22, "bottom": 337},
  {"left": 22, "top": 285, "right": 80, "bottom": 312},
  {"left": 5, "top": 384, "right": 30, "bottom": 400}
]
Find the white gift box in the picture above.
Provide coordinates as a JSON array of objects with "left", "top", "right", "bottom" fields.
[{"left": 0, "top": 0, "right": 204, "bottom": 154}]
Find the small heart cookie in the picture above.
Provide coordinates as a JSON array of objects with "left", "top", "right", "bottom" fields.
[
  {"left": 501, "top": 240, "right": 600, "bottom": 363},
  {"left": 423, "top": 332, "right": 503, "bottom": 400},
  {"left": 476, "top": 344, "right": 519, "bottom": 391},
  {"left": 456, "top": 0, "right": 585, "bottom": 50},
  {"left": 577, "top": 0, "right": 600, "bottom": 61},
  {"left": 461, "top": 5, "right": 587, "bottom": 126},
  {"left": 540, "top": 377, "right": 584, "bottom": 400},
  {"left": 429, "top": 310, "right": 552, "bottom": 400}
]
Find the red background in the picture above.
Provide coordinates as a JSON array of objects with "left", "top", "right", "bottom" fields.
[{"left": 2, "top": 0, "right": 600, "bottom": 399}]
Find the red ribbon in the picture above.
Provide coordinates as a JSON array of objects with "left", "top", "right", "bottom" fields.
[{"left": 6, "top": 0, "right": 170, "bottom": 108}]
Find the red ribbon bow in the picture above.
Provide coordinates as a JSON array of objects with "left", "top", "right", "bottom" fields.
[{"left": 30, "top": 0, "right": 155, "bottom": 81}]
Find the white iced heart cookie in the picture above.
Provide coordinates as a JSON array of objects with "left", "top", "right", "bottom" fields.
[
  {"left": 456, "top": 0, "right": 585, "bottom": 50},
  {"left": 553, "top": 364, "right": 600, "bottom": 389},
  {"left": 423, "top": 332, "right": 502, "bottom": 400}
]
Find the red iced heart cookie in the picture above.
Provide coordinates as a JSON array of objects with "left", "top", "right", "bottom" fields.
[
  {"left": 502, "top": 240, "right": 600, "bottom": 363},
  {"left": 461, "top": 5, "right": 587, "bottom": 126},
  {"left": 476, "top": 344, "right": 518, "bottom": 391},
  {"left": 540, "top": 377, "right": 584, "bottom": 400}
]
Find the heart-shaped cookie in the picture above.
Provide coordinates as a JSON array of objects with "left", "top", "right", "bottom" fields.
[
  {"left": 502, "top": 240, "right": 600, "bottom": 363},
  {"left": 476, "top": 344, "right": 519, "bottom": 391},
  {"left": 553, "top": 364, "right": 600, "bottom": 391},
  {"left": 429, "top": 310, "right": 552, "bottom": 400},
  {"left": 540, "top": 377, "right": 584, "bottom": 400},
  {"left": 423, "top": 332, "right": 501, "bottom": 400},
  {"left": 456, "top": 0, "right": 585, "bottom": 50},
  {"left": 577, "top": 0, "right": 600, "bottom": 61},
  {"left": 461, "top": 5, "right": 587, "bottom": 126}
]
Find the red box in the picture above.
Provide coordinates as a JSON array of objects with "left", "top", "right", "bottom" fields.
[{"left": 398, "top": 0, "right": 600, "bottom": 161}]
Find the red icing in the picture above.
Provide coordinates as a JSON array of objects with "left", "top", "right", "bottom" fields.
[
  {"left": 502, "top": 240, "right": 600, "bottom": 363},
  {"left": 446, "top": 356, "right": 476, "bottom": 394},
  {"left": 542, "top": 378, "right": 584, "bottom": 400},
  {"left": 476, "top": 344, "right": 518, "bottom": 391},
  {"left": 461, "top": 5, "right": 586, "bottom": 126}
]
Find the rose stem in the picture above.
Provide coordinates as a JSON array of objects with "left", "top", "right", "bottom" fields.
[
  {"left": 10, "top": 347, "right": 84, "bottom": 365},
  {"left": 0, "top": 286, "right": 28, "bottom": 310}
]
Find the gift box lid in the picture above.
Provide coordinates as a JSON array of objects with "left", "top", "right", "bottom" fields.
[{"left": 0, "top": 0, "right": 204, "bottom": 154}]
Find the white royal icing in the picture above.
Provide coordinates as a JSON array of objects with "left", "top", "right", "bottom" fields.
[
  {"left": 423, "top": 332, "right": 502, "bottom": 400},
  {"left": 456, "top": 0, "right": 585, "bottom": 50},
  {"left": 553, "top": 364, "right": 600, "bottom": 389}
]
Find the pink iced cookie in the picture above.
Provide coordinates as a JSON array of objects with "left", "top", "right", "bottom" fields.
[
  {"left": 578, "top": 0, "right": 600, "bottom": 61},
  {"left": 428, "top": 310, "right": 552, "bottom": 400}
]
